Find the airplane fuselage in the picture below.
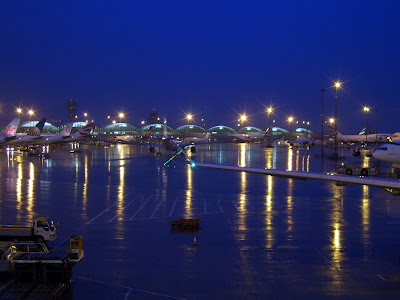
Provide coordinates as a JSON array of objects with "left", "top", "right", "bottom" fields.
[{"left": 373, "top": 143, "right": 400, "bottom": 164}]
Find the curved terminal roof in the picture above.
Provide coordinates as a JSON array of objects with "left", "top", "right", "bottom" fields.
[
  {"left": 176, "top": 125, "right": 207, "bottom": 135},
  {"left": 271, "top": 127, "right": 289, "bottom": 134},
  {"left": 102, "top": 123, "right": 138, "bottom": 134},
  {"left": 19, "top": 121, "right": 59, "bottom": 134},
  {"left": 295, "top": 127, "right": 313, "bottom": 134},
  {"left": 238, "top": 126, "right": 263, "bottom": 134},
  {"left": 208, "top": 125, "right": 236, "bottom": 135},
  {"left": 139, "top": 123, "right": 175, "bottom": 135}
]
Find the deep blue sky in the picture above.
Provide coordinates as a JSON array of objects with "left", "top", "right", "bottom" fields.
[{"left": 0, "top": 1, "right": 399, "bottom": 132}]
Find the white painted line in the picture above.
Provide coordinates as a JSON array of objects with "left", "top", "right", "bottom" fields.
[
  {"left": 129, "top": 195, "right": 153, "bottom": 221},
  {"left": 203, "top": 199, "right": 207, "bottom": 214},
  {"left": 218, "top": 201, "right": 224, "bottom": 213},
  {"left": 108, "top": 194, "right": 141, "bottom": 222},
  {"left": 233, "top": 201, "right": 239, "bottom": 211},
  {"left": 169, "top": 197, "right": 178, "bottom": 217},
  {"left": 124, "top": 288, "right": 132, "bottom": 300},
  {"left": 150, "top": 199, "right": 164, "bottom": 219},
  {"left": 86, "top": 193, "right": 132, "bottom": 225},
  {"left": 75, "top": 276, "right": 185, "bottom": 300}
]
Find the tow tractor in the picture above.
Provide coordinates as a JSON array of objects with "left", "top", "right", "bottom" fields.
[{"left": 337, "top": 163, "right": 376, "bottom": 176}]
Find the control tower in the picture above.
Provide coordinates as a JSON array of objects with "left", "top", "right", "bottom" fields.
[{"left": 66, "top": 98, "right": 78, "bottom": 122}]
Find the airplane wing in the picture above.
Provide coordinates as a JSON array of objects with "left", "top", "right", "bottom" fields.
[
  {"left": 115, "top": 140, "right": 163, "bottom": 147},
  {"left": 192, "top": 162, "right": 400, "bottom": 194}
]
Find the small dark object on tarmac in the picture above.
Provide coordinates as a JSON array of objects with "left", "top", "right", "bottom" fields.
[{"left": 169, "top": 218, "right": 202, "bottom": 229}]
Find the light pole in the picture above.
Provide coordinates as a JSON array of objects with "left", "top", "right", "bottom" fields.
[
  {"left": 333, "top": 81, "right": 341, "bottom": 158},
  {"left": 266, "top": 107, "right": 273, "bottom": 147},
  {"left": 320, "top": 88, "right": 326, "bottom": 158},
  {"left": 363, "top": 106, "right": 370, "bottom": 144},
  {"left": 287, "top": 116, "right": 294, "bottom": 139}
]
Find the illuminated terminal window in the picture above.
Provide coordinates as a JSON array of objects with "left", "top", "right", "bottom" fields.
[
  {"left": 238, "top": 126, "right": 263, "bottom": 134},
  {"left": 208, "top": 125, "right": 236, "bottom": 135}
]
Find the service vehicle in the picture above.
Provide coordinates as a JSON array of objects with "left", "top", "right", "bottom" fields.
[
  {"left": 0, "top": 217, "right": 56, "bottom": 243},
  {"left": 337, "top": 163, "right": 376, "bottom": 176}
]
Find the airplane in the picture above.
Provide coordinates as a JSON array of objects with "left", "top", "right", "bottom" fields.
[
  {"left": 372, "top": 142, "right": 400, "bottom": 165},
  {"left": 5, "top": 118, "right": 47, "bottom": 146},
  {"left": 62, "top": 122, "right": 94, "bottom": 143},
  {"left": 184, "top": 133, "right": 211, "bottom": 143},
  {"left": 30, "top": 123, "right": 73, "bottom": 145},
  {"left": 227, "top": 133, "right": 267, "bottom": 143},
  {"left": 188, "top": 161, "right": 400, "bottom": 196},
  {"left": 115, "top": 126, "right": 153, "bottom": 143},
  {"left": 287, "top": 136, "right": 316, "bottom": 148},
  {"left": 118, "top": 119, "right": 209, "bottom": 156},
  {"left": 0, "top": 118, "right": 21, "bottom": 145},
  {"left": 328, "top": 125, "right": 391, "bottom": 144}
]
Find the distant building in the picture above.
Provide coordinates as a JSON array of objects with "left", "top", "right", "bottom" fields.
[
  {"left": 66, "top": 98, "right": 78, "bottom": 122},
  {"left": 148, "top": 109, "right": 161, "bottom": 124}
]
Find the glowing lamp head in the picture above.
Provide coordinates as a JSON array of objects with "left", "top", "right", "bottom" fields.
[
  {"left": 83, "top": 112, "right": 88, "bottom": 117},
  {"left": 329, "top": 118, "right": 335, "bottom": 124},
  {"left": 28, "top": 110, "right": 34, "bottom": 115},
  {"left": 363, "top": 106, "right": 370, "bottom": 112},
  {"left": 16, "top": 108, "right": 22, "bottom": 114},
  {"left": 334, "top": 81, "right": 341, "bottom": 88},
  {"left": 288, "top": 116, "right": 294, "bottom": 123},
  {"left": 118, "top": 112, "right": 125, "bottom": 118},
  {"left": 267, "top": 107, "right": 273, "bottom": 114},
  {"left": 186, "top": 114, "right": 193, "bottom": 121},
  {"left": 240, "top": 115, "right": 247, "bottom": 122},
  {"left": 112, "top": 120, "right": 116, "bottom": 124}
]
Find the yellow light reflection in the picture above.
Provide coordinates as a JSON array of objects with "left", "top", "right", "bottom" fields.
[
  {"left": 362, "top": 185, "right": 370, "bottom": 242},
  {"left": 16, "top": 162, "right": 22, "bottom": 215},
  {"left": 27, "top": 162, "right": 35, "bottom": 219},
  {"left": 287, "top": 147, "right": 293, "bottom": 171},
  {"left": 239, "top": 143, "right": 247, "bottom": 167},
  {"left": 185, "top": 165, "right": 192, "bottom": 217},
  {"left": 82, "top": 155, "right": 89, "bottom": 218}
]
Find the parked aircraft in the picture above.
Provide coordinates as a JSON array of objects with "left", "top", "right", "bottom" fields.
[
  {"left": 287, "top": 136, "right": 315, "bottom": 147},
  {"left": 119, "top": 119, "right": 208, "bottom": 155},
  {"left": 5, "top": 118, "right": 47, "bottom": 146},
  {"left": 184, "top": 133, "right": 211, "bottom": 143},
  {"left": 115, "top": 126, "right": 153, "bottom": 143},
  {"left": 0, "top": 118, "right": 21, "bottom": 145},
  {"left": 372, "top": 143, "right": 400, "bottom": 165},
  {"left": 227, "top": 133, "right": 267, "bottom": 142},
  {"left": 31, "top": 123, "right": 73, "bottom": 145},
  {"left": 63, "top": 122, "right": 94, "bottom": 143},
  {"left": 328, "top": 125, "right": 391, "bottom": 144}
]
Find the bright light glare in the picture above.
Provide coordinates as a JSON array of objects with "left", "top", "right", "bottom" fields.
[
  {"left": 16, "top": 108, "right": 22, "bottom": 114},
  {"left": 118, "top": 112, "right": 125, "bottom": 118},
  {"left": 363, "top": 106, "right": 370, "bottom": 112},
  {"left": 329, "top": 118, "right": 335, "bottom": 124},
  {"left": 84, "top": 112, "right": 88, "bottom": 117},
  {"left": 288, "top": 116, "right": 294, "bottom": 123},
  {"left": 267, "top": 107, "right": 273, "bottom": 114},
  {"left": 112, "top": 120, "right": 116, "bottom": 124},
  {"left": 187, "top": 114, "right": 193, "bottom": 120},
  {"left": 28, "top": 110, "right": 34, "bottom": 115},
  {"left": 334, "top": 81, "right": 341, "bottom": 88},
  {"left": 240, "top": 114, "right": 247, "bottom": 121}
]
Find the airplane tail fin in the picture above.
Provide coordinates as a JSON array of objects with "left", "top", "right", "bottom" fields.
[
  {"left": 205, "top": 132, "right": 211, "bottom": 139},
  {"left": 28, "top": 118, "right": 46, "bottom": 136},
  {"left": 358, "top": 128, "right": 366, "bottom": 135},
  {"left": 327, "top": 124, "right": 340, "bottom": 138},
  {"left": 78, "top": 122, "right": 94, "bottom": 136},
  {"left": 145, "top": 126, "right": 152, "bottom": 137},
  {"left": 391, "top": 132, "right": 400, "bottom": 142},
  {"left": 0, "top": 118, "right": 21, "bottom": 137},
  {"left": 59, "top": 123, "right": 73, "bottom": 137}
]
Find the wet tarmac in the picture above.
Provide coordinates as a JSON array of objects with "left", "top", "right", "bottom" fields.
[{"left": 1, "top": 143, "right": 400, "bottom": 299}]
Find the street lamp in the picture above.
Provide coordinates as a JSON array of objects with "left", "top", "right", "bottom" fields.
[
  {"left": 333, "top": 81, "right": 341, "bottom": 158},
  {"left": 16, "top": 107, "right": 22, "bottom": 115},
  {"left": 186, "top": 114, "right": 193, "bottom": 123},
  {"left": 288, "top": 116, "right": 294, "bottom": 139},
  {"left": 363, "top": 106, "right": 370, "bottom": 143},
  {"left": 118, "top": 112, "right": 125, "bottom": 119},
  {"left": 266, "top": 107, "right": 273, "bottom": 147},
  {"left": 320, "top": 88, "right": 326, "bottom": 158}
]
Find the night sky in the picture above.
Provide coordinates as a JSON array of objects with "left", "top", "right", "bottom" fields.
[{"left": 0, "top": 1, "right": 399, "bottom": 133}]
